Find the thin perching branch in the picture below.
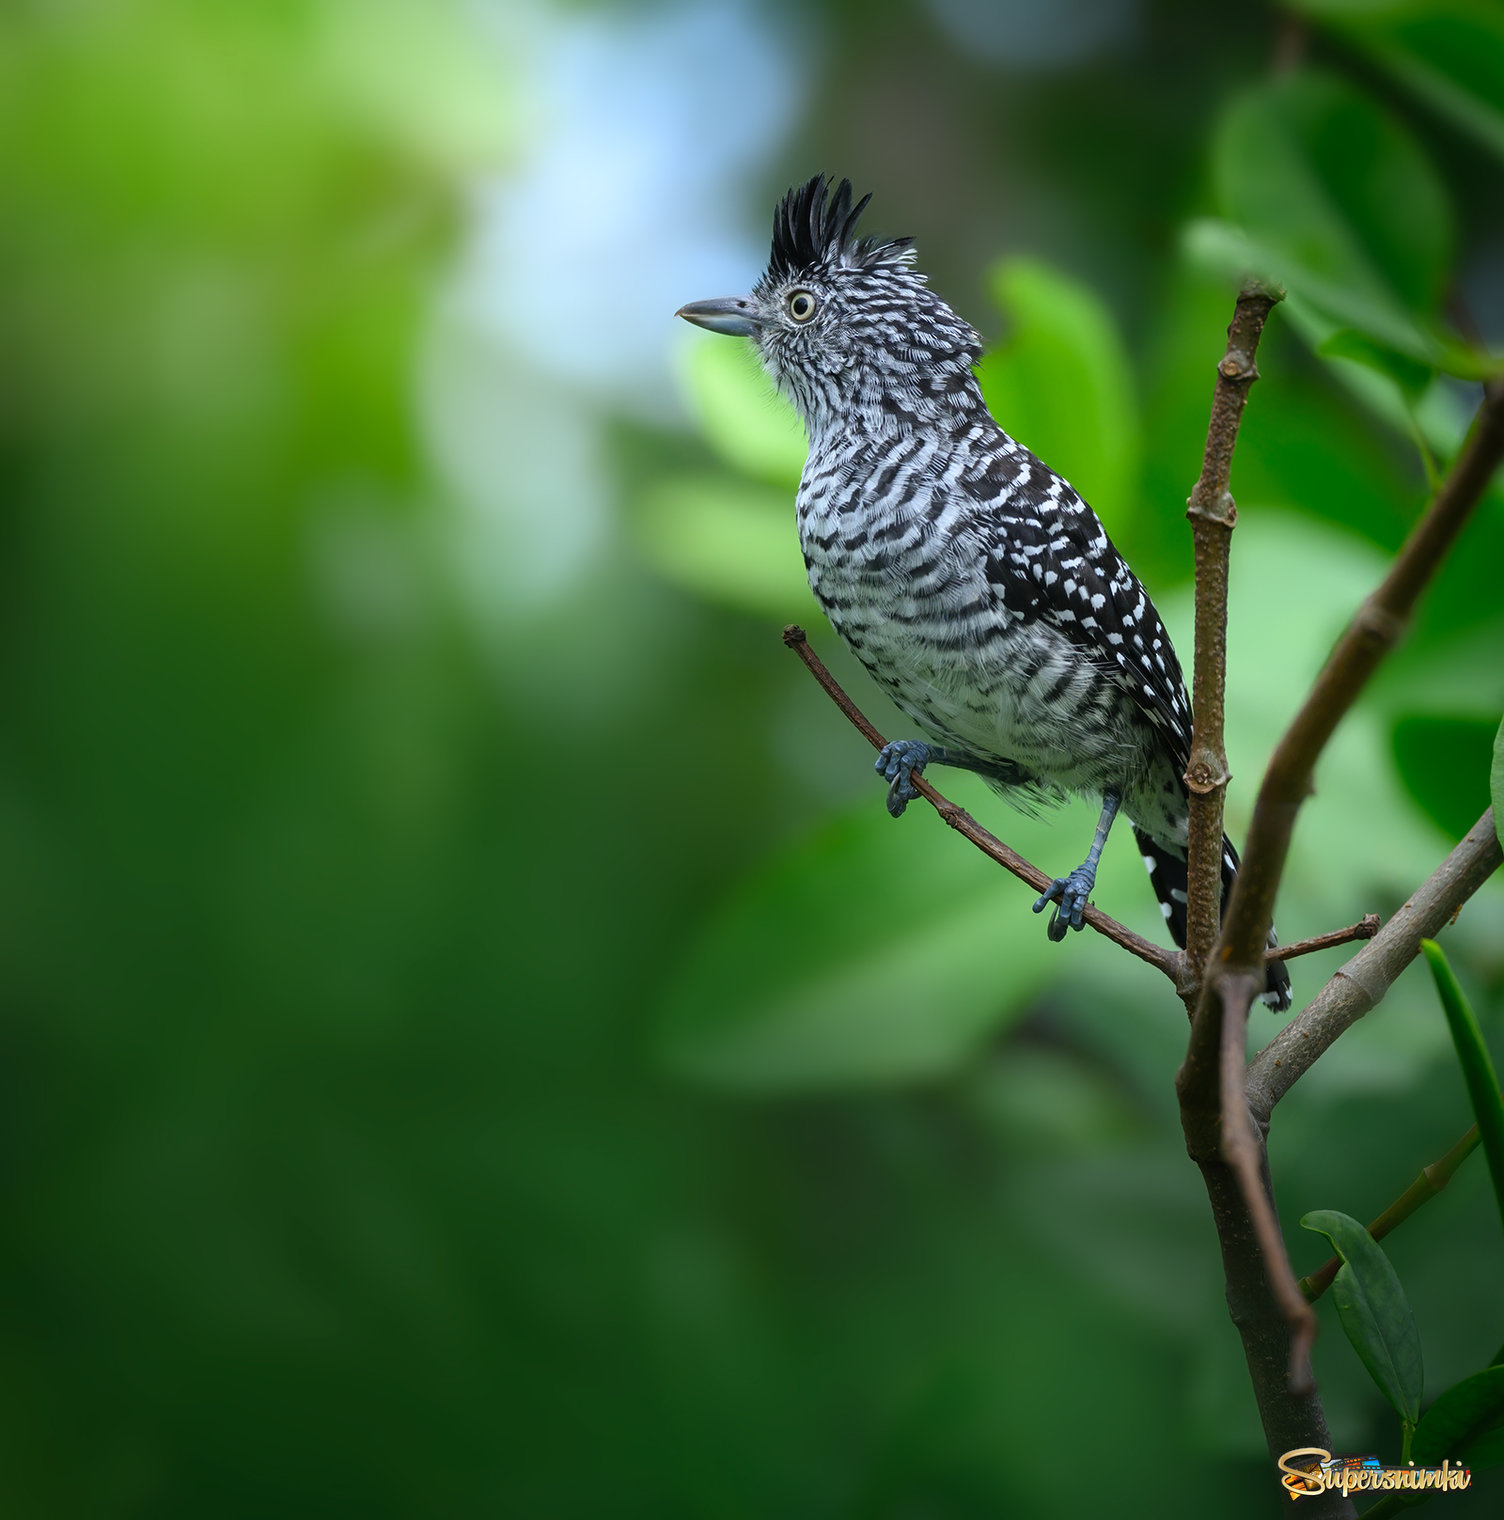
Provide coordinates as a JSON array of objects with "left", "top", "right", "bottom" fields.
[{"left": 781, "top": 625, "right": 1178, "bottom": 977}]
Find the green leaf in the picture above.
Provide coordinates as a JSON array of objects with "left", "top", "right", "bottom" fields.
[
  {"left": 1391, "top": 715, "right": 1499, "bottom": 840},
  {"left": 1214, "top": 68, "right": 1450, "bottom": 310},
  {"left": 976, "top": 258, "right": 1140, "bottom": 524},
  {"left": 1301, "top": 1208, "right": 1424, "bottom": 1424},
  {"left": 1181, "top": 218, "right": 1287, "bottom": 302},
  {"left": 1292, "top": 0, "right": 1504, "bottom": 165},
  {"left": 1185, "top": 220, "right": 1484, "bottom": 380},
  {"left": 1411, "top": 1365, "right": 1504, "bottom": 1470},
  {"left": 1319, "top": 328, "right": 1434, "bottom": 403},
  {"left": 1206, "top": 70, "right": 1490, "bottom": 376},
  {"left": 1421, "top": 941, "right": 1504, "bottom": 1238},
  {"left": 1493, "top": 716, "right": 1504, "bottom": 854},
  {"left": 655, "top": 802, "right": 1069, "bottom": 1091},
  {"left": 632, "top": 473, "right": 812, "bottom": 617},
  {"left": 679, "top": 336, "right": 806, "bottom": 488}
]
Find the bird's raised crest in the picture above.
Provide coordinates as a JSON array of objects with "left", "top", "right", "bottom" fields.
[{"left": 767, "top": 174, "right": 914, "bottom": 281}]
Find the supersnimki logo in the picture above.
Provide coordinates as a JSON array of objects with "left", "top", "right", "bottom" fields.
[{"left": 1278, "top": 1448, "right": 1472, "bottom": 1499}]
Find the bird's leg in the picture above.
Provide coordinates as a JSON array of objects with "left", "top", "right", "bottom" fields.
[
  {"left": 1032, "top": 789, "right": 1121, "bottom": 942},
  {"left": 874, "top": 741, "right": 1020, "bottom": 818}
]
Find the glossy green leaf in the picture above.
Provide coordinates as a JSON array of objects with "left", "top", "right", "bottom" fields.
[
  {"left": 1411, "top": 1365, "right": 1504, "bottom": 1470},
  {"left": 633, "top": 473, "right": 812, "bottom": 617},
  {"left": 1292, "top": 0, "right": 1504, "bottom": 164},
  {"left": 1391, "top": 715, "right": 1499, "bottom": 840},
  {"left": 679, "top": 335, "right": 806, "bottom": 488},
  {"left": 1319, "top": 328, "right": 1434, "bottom": 403},
  {"left": 976, "top": 258, "right": 1140, "bottom": 525},
  {"left": 1207, "top": 71, "right": 1487, "bottom": 376},
  {"left": 1493, "top": 716, "right": 1504, "bottom": 854},
  {"left": 1302, "top": 1208, "right": 1424, "bottom": 1424},
  {"left": 1421, "top": 941, "right": 1504, "bottom": 1237},
  {"left": 1184, "top": 219, "right": 1485, "bottom": 381},
  {"left": 1180, "top": 219, "right": 1286, "bottom": 302},
  {"left": 1214, "top": 69, "right": 1450, "bottom": 309}
]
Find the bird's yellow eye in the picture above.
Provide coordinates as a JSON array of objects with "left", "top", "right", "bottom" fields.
[{"left": 787, "top": 290, "right": 817, "bottom": 322}]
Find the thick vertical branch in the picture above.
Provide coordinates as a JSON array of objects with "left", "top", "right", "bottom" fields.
[
  {"left": 1179, "top": 374, "right": 1504, "bottom": 1494},
  {"left": 1180, "top": 982, "right": 1350, "bottom": 1516},
  {"left": 1174, "top": 288, "right": 1349, "bottom": 1512},
  {"left": 1182, "top": 284, "right": 1280, "bottom": 994}
]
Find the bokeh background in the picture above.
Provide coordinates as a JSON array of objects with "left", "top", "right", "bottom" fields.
[{"left": 3, "top": 1, "right": 1503, "bottom": 1515}]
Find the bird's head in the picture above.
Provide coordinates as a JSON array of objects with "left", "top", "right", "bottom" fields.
[{"left": 677, "top": 176, "right": 983, "bottom": 437}]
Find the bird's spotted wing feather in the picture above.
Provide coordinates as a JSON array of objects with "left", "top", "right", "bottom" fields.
[{"left": 965, "top": 439, "right": 1194, "bottom": 772}]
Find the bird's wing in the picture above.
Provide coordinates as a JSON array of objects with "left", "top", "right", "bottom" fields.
[{"left": 964, "top": 438, "right": 1194, "bottom": 772}]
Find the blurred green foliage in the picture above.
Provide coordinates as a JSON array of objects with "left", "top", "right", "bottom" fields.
[{"left": 2, "top": 2, "right": 1503, "bottom": 1517}]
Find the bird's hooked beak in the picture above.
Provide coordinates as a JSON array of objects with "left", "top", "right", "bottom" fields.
[{"left": 676, "top": 296, "right": 757, "bottom": 338}]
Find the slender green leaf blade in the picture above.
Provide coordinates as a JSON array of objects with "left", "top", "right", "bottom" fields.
[
  {"left": 1421, "top": 941, "right": 1504, "bottom": 1238},
  {"left": 1492, "top": 716, "right": 1504, "bottom": 853},
  {"left": 1302, "top": 1208, "right": 1424, "bottom": 1423},
  {"left": 1411, "top": 1365, "right": 1504, "bottom": 1470}
]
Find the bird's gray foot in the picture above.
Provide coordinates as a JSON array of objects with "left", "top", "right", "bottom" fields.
[
  {"left": 1032, "top": 865, "right": 1098, "bottom": 942},
  {"left": 875, "top": 740, "right": 933, "bottom": 818}
]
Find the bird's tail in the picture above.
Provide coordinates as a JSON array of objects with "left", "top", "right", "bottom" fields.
[{"left": 1134, "top": 827, "right": 1292, "bottom": 1012}]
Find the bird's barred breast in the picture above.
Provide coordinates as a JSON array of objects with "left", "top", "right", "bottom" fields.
[{"left": 796, "top": 450, "right": 1160, "bottom": 800}]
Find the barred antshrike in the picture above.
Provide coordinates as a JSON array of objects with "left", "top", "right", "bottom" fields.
[{"left": 679, "top": 176, "right": 1291, "bottom": 1009}]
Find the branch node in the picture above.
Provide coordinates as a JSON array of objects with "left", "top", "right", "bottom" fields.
[
  {"left": 1185, "top": 489, "right": 1238, "bottom": 528},
  {"left": 1185, "top": 758, "right": 1231, "bottom": 796},
  {"left": 1218, "top": 350, "right": 1258, "bottom": 383}
]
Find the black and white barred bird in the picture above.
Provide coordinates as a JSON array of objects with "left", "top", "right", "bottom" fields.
[{"left": 679, "top": 176, "right": 1291, "bottom": 1010}]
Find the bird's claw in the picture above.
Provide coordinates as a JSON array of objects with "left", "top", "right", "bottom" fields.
[
  {"left": 1032, "top": 868, "right": 1095, "bottom": 942},
  {"left": 875, "top": 739, "right": 932, "bottom": 818}
]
